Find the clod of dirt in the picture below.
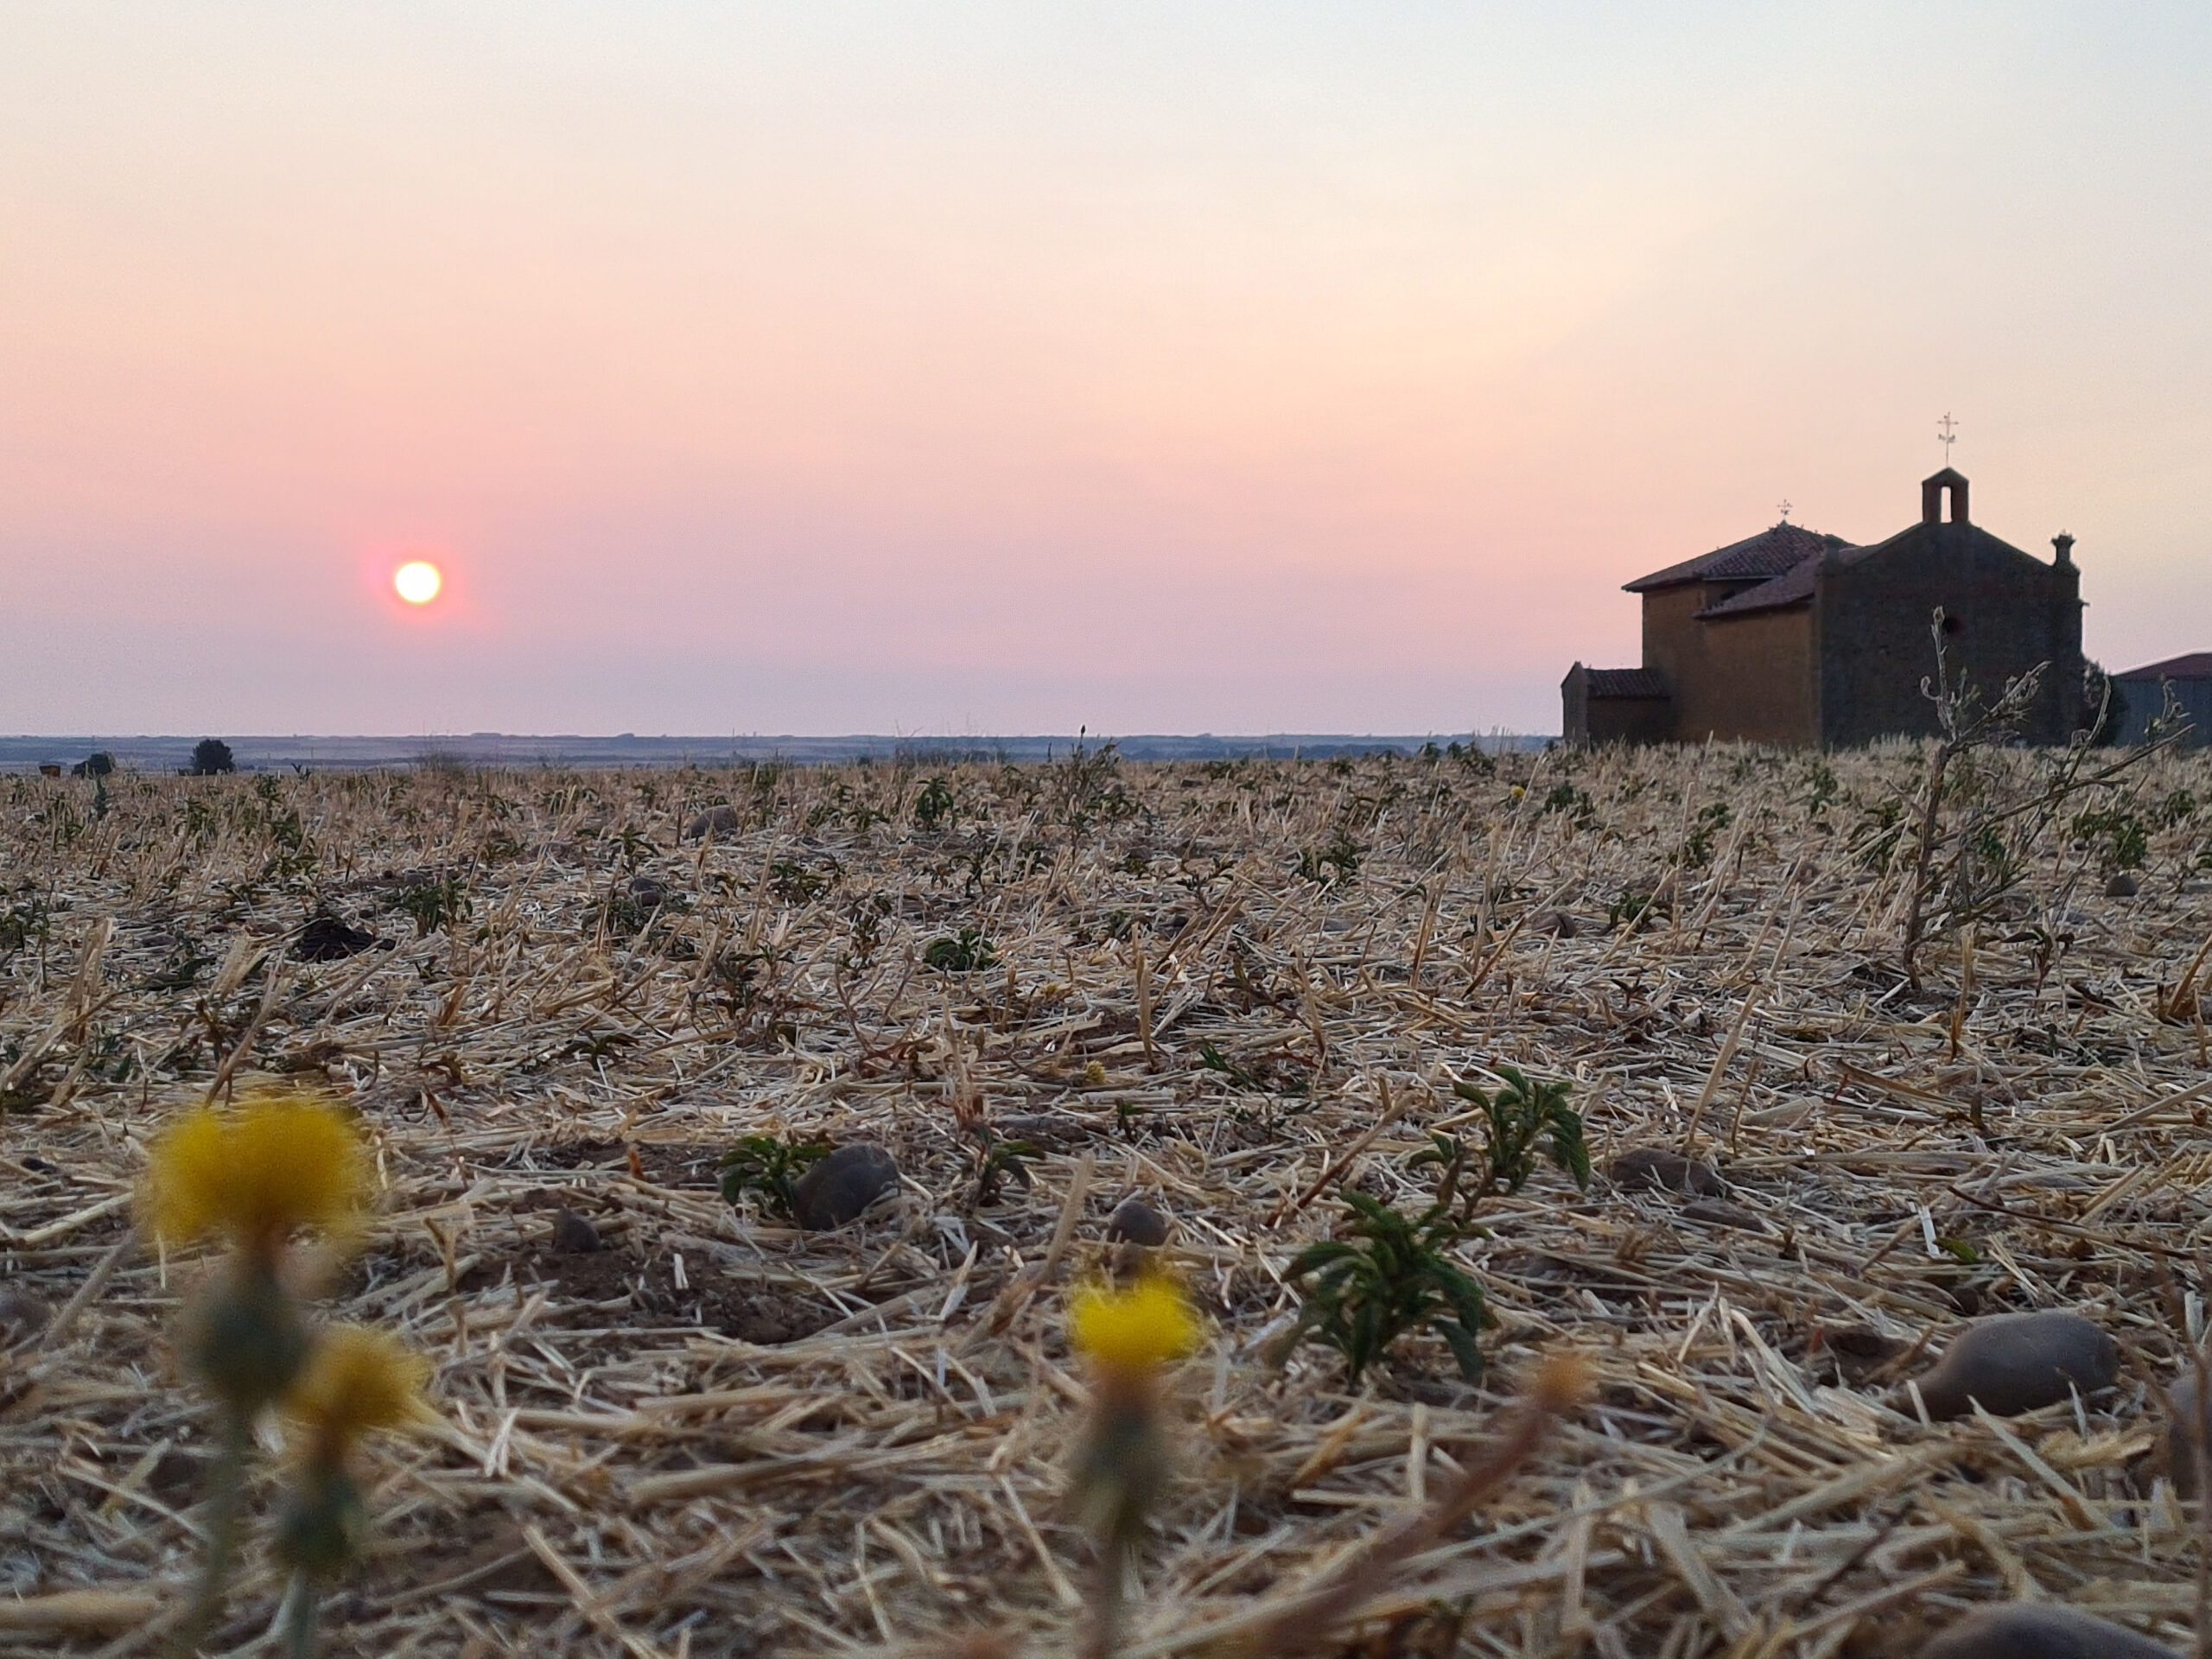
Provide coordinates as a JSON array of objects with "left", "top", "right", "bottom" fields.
[
  {"left": 2104, "top": 872, "right": 2140, "bottom": 898},
  {"left": 1106, "top": 1197, "right": 1171, "bottom": 1247},
  {"left": 1907, "top": 1309, "right": 2118, "bottom": 1420},
  {"left": 2164, "top": 1370, "right": 2212, "bottom": 1497},
  {"left": 295, "top": 912, "right": 378, "bottom": 961},
  {"left": 1609, "top": 1147, "right": 1727, "bottom": 1197},
  {"left": 1538, "top": 911, "right": 1580, "bottom": 938},
  {"left": 0, "top": 1284, "right": 52, "bottom": 1346},
  {"left": 1821, "top": 1324, "right": 1907, "bottom": 1370},
  {"left": 628, "top": 875, "right": 671, "bottom": 909},
  {"left": 548, "top": 1209, "right": 602, "bottom": 1254},
  {"left": 791, "top": 1144, "right": 901, "bottom": 1230},
  {"left": 1917, "top": 1603, "right": 2179, "bottom": 1658},
  {"left": 682, "top": 805, "right": 741, "bottom": 841}
]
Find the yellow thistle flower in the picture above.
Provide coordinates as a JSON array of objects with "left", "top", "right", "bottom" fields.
[
  {"left": 284, "top": 1325, "right": 431, "bottom": 1464},
  {"left": 1071, "top": 1275, "right": 1197, "bottom": 1377},
  {"left": 1530, "top": 1351, "right": 1594, "bottom": 1414},
  {"left": 143, "top": 1096, "right": 369, "bottom": 1255}
]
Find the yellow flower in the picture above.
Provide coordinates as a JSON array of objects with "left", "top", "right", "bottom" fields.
[
  {"left": 143, "top": 1096, "right": 369, "bottom": 1254},
  {"left": 284, "top": 1325, "right": 431, "bottom": 1462},
  {"left": 1071, "top": 1276, "right": 1198, "bottom": 1376},
  {"left": 1530, "top": 1351, "right": 1594, "bottom": 1414}
]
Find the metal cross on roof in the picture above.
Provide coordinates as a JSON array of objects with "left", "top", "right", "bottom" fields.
[
  {"left": 1937, "top": 411, "right": 1959, "bottom": 462},
  {"left": 1777, "top": 499, "right": 1792, "bottom": 523}
]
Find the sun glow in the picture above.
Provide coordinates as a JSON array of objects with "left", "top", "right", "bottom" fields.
[{"left": 393, "top": 562, "right": 442, "bottom": 605}]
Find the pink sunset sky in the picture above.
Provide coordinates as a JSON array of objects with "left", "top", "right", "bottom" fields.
[{"left": 3, "top": 4, "right": 2208, "bottom": 737}]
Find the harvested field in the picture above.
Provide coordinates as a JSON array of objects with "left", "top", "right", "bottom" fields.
[{"left": 4, "top": 741, "right": 2212, "bottom": 1658}]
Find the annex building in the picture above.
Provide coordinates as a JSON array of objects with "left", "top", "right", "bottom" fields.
[
  {"left": 1562, "top": 469, "right": 2086, "bottom": 747},
  {"left": 2112, "top": 653, "right": 2212, "bottom": 748}
]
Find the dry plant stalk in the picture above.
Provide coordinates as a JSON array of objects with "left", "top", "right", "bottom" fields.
[{"left": 1238, "top": 1356, "right": 1589, "bottom": 1659}]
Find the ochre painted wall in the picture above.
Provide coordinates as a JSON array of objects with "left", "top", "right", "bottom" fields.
[
  {"left": 1640, "top": 586, "right": 1705, "bottom": 696},
  {"left": 1673, "top": 607, "right": 1815, "bottom": 742},
  {"left": 1587, "top": 696, "right": 1674, "bottom": 744}
]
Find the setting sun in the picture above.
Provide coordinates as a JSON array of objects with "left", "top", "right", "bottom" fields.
[{"left": 393, "top": 561, "right": 442, "bottom": 605}]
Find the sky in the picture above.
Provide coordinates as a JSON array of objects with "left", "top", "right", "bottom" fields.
[{"left": 3, "top": 3, "right": 2209, "bottom": 738}]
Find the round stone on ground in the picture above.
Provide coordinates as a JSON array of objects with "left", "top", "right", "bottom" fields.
[
  {"left": 791, "top": 1144, "right": 901, "bottom": 1230},
  {"left": 2164, "top": 1369, "right": 2212, "bottom": 1497},
  {"left": 1918, "top": 1603, "right": 2179, "bottom": 1658},
  {"left": 1106, "top": 1197, "right": 1171, "bottom": 1247},
  {"left": 683, "top": 805, "right": 741, "bottom": 841},
  {"left": 549, "top": 1209, "right": 601, "bottom": 1254},
  {"left": 1608, "top": 1147, "right": 1726, "bottom": 1197},
  {"left": 1907, "top": 1309, "right": 2117, "bottom": 1420}
]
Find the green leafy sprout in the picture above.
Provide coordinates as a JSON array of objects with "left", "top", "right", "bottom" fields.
[
  {"left": 2069, "top": 805, "right": 2150, "bottom": 873},
  {"left": 718, "top": 1135, "right": 832, "bottom": 1222},
  {"left": 1446, "top": 1064, "right": 1591, "bottom": 1196},
  {"left": 967, "top": 1125, "right": 1039, "bottom": 1208},
  {"left": 1283, "top": 1190, "right": 1493, "bottom": 1384},
  {"left": 392, "top": 874, "right": 471, "bottom": 937},
  {"left": 923, "top": 927, "right": 996, "bottom": 972},
  {"left": 913, "top": 776, "right": 957, "bottom": 830},
  {"left": 1295, "top": 829, "right": 1363, "bottom": 884},
  {"left": 1607, "top": 888, "right": 1669, "bottom": 932},
  {"left": 1282, "top": 1067, "right": 1586, "bottom": 1384}
]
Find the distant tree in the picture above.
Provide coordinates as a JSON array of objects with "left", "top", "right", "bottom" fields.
[
  {"left": 188, "top": 739, "right": 237, "bottom": 776},
  {"left": 70, "top": 751, "right": 115, "bottom": 779}
]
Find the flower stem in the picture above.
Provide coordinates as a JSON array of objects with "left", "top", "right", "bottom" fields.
[
  {"left": 1081, "top": 1547, "right": 1125, "bottom": 1659},
  {"left": 167, "top": 1409, "right": 251, "bottom": 1659},
  {"left": 283, "top": 1574, "right": 320, "bottom": 1659}
]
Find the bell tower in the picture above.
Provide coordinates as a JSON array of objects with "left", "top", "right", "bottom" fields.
[{"left": 1921, "top": 467, "right": 1968, "bottom": 525}]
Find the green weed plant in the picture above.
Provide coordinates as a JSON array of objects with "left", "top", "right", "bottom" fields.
[{"left": 718, "top": 1135, "right": 832, "bottom": 1221}]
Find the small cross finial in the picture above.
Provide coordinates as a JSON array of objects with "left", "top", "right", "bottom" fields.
[
  {"left": 1777, "top": 499, "right": 1792, "bottom": 523},
  {"left": 1937, "top": 411, "right": 1959, "bottom": 463}
]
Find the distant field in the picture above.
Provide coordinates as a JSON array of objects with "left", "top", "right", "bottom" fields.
[
  {"left": 0, "top": 731, "right": 1548, "bottom": 773},
  {"left": 3, "top": 744, "right": 2211, "bottom": 1657}
]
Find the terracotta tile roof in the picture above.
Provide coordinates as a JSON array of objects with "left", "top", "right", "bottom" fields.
[
  {"left": 1623, "top": 523, "right": 1853, "bottom": 593},
  {"left": 1583, "top": 668, "right": 1670, "bottom": 699},
  {"left": 2117, "top": 652, "right": 2212, "bottom": 681},
  {"left": 1704, "top": 518, "right": 2065, "bottom": 621},
  {"left": 1696, "top": 556, "right": 1825, "bottom": 617}
]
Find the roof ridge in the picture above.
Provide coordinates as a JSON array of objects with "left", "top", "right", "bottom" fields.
[
  {"left": 2117, "top": 652, "right": 2212, "bottom": 680},
  {"left": 1624, "top": 522, "right": 1853, "bottom": 594}
]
